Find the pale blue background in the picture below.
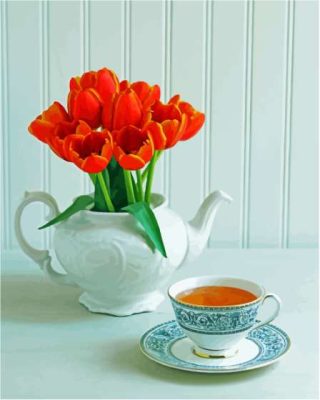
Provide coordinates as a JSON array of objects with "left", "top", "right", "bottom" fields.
[{"left": 1, "top": 0, "right": 318, "bottom": 256}]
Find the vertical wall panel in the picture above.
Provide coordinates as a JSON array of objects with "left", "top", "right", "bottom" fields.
[
  {"left": 130, "top": 1, "right": 164, "bottom": 194},
  {"left": 209, "top": 1, "right": 246, "bottom": 248},
  {"left": 248, "top": 1, "right": 287, "bottom": 247},
  {"left": 169, "top": 1, "right": 205, "bottom": 219},
  {"left": 289, "top": 0, "right": 318, "bottom": 247},
  {"left": 280, "top": 0, "right": 294, "bottom": 248},
  {"left": 89, "top": 1, "right": 122, "bottom": 75},
  {"left": 48, "top": 1, "right": 84, "bottom": 209},
  {"left": 1, "top": 0, "right": 9, "bottom": 250},
  {"left": 6, "top": 1, "right": 43, "bottom": 249},
  {"left": 130, "top": 1, "right": 163, "bottom": 83}
]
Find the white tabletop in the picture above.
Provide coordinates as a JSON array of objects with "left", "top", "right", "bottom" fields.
[{"left": 2, "top": 249, "right": 318, "bottom": 399}]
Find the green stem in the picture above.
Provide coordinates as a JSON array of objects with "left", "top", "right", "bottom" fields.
[
  {"left": 136, "top": 170, "right": 143, "bottom": 201},
  {"left": 123, "top": 170, "right": 135, "bottom": 204},
  {"left": 97, "top": 172, "right": 115, "bottom": 212},
  {"left": 130, "top": 173, "right": 139, "bottom": 202},
  {"left": 145, "top": 153, "right": 157, "bottom": 204},
  {"left": 142, "top": 150, "right": 163, "bottom": 183},
  {"left": 141, "top": 165, "right": 149, "bottom": 183}
]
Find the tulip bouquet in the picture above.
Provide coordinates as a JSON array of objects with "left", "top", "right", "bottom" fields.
[{"left": 28, "top": 68, "right": 205, "bottom": 257}]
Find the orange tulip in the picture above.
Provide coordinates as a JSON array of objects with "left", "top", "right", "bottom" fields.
[
  {"left": 120, "top": 80, "right": 160, "bottom": 108},
  {"left": 113, "top": 125, "right": 154, "bottom": 170},
  {"left": 28, "top": 102, "right": 80, "bottom": 160},
  {"left": 169, "top": 95, "right": 205, "bottom": 141},
  {"left": 112, "top": 89, "right": 143, "bottom": 130},
  {"left": 68, "top": 68, "right": 119, "bottom": 129},
  {"left": 48, "top": 120, "right": 78, "bottom": 160},
  {"left": 150, "top": 100, "right": 187, "bottom": 149},
  {"left": 28, "top": 102, "right": 70, "bottom": 143},
  {"left": 102, "top": 88, "right": 151, "bottom": 132},
  {"left": 64, "top": 121, "right": 113, "bottom": 173}
]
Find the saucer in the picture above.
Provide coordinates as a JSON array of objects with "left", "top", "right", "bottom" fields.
[{"left": 140, "top": 320, "right": 290, "bottom": 373}]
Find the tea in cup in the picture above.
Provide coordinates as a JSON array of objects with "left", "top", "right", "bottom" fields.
[{"left": 168, "top": 276, "right": 281, "bottom": 358}]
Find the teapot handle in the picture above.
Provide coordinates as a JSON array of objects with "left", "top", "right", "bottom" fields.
[{"left": 14, "top": 191, "right": 77, "bottom": 287}]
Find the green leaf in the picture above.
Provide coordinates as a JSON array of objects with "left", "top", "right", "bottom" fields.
[
  {"left": 38, "top": 195, "right": 94, "bottom": 230},
  {"left": 93, "top": 169, "right": 110, "bottom": 212},
  {"left": 107, "top": 158, "right": 128, "bottom": 211},
  {"left": 122, "top": 201, "right": 167, "bottom": 258}
]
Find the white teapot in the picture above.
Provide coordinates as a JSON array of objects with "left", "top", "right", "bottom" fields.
[{"left": 15, "top": 190, "right": 232, "bottom": 316}]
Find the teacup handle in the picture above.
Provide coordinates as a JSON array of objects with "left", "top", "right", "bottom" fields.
[
  {"left": 14, "top": 191, "right": 77, "bottom": 287},
  {"left": 250, "top": 293, "right": 282, "bottom": 331}
]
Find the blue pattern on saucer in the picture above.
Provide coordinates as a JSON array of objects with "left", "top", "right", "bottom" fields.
[{"left": 140, "top": 320, "right": 290, "bottom": 373}]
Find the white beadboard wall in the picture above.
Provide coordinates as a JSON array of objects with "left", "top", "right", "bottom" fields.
[{"left": 0, "top": 0, "right": 318, "bottom": 254}]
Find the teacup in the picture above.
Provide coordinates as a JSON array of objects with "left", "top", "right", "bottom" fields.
[{"left": 168, "top": 275, "right": 281, "bottom": 358}]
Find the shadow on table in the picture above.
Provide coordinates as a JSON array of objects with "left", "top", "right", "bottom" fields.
[
  {"left": 107, "top": 337, "right": 278, "bottom": 386},
  {"left": 1, "top": 274, "right": 100, "bottom": 323}
]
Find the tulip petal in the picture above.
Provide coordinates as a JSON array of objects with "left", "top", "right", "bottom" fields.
[
  {"left": 161, "top": 120, "right": 180, "bottom": 148},
  {"left": 120, "top": 80, "right": 130, "bottom": 91},
  {"left": 82, "top": 131, "right": 108, "bottom": 154},
  {"left": 113, "top": 125, "right": 154, "bottom": 170},
  {"left": 113, "top": 125, "right": 144, "bottom": 152},
  {"left": 28, "top": 119, "right": 55, "bottom": 142},
  {"left": 152, "top": 101, "right": 181, "bottom": 123},
  {"left": 147, "top": 84, "right": 161, "bottom": 107},
  {"left": 131, "top": 82, "right": 149, "bottom": 101},
  {"left": 69, "top": 77, "right": 81, "bottom": 91},
  {"left": 145, "top": 121, "right": 166, "bottom": 150},
  {"left": 137, "top": 140, "right": 154, "bottom": 163},
  {"left": 177, "top": 100, "right": 195, "bottom": 115},
  {"left": 68, "top": 68, "right": 120, "bottom": 130},
  {"left": 63, "top": 134, "right": 83, "bottom": 161},
  {"left": 65, "top": 129, "right": 112, "bottom": 173},
  {"left": 131, "top": 82, "right": 160, "bottom": 108},
  {"left": 141, "top": 109, "right": 152, "bottom": 126},
  {"left": 116, "top": 153, "right": 146, "bottom": 170},
  {"left": 80, "top": 71, "right": 97, "bottom": 89},
  {"left": 178, "top": 112, "right": 188, "bottom": 137},
  {"left": 75, "top": 120, "right": 92, "bottom": 136},
  {"left": 81, "top": 155, "right": 109, "bottom": 173},
  {"left": 67, "top": 90, "right": 76, "bottom": 118},
  {"left": 46, "top": 120, "right": 78, "bottom": 159},
  {"left": 112, "top": 90, "right": 142, "bottom": 130},
  {"left": 167, "top": 97, "right": 205, "bottom": 142},
  {"left": 96, "top": 68, "right": 120, "bottom": 101},
  {"left": 28, "top": 102, "right": 70, "bottom": 144},
  {"left": 160, "top": 113, "right": 187, "bottom": 148},
  {"left": 181, "top": 112, "right": 205, "bottom": 141},
  {"left": 101, "top": 93, "right": 115, "bottom": 131},
  {"left": 168, "top": 94, "right": 180, "bottom": 106},
  {"left": 49, "top": 136, "right": 68, "bottom": 160},
  {"left": 72, "top": 90, "right": 102, "bottom": 128},
  {"left": 101, "top": 140, "right": 113, "bottom": 161},
  {"left": 62, "top": 134, "right": 73, "bottom": 160},
  {"left": 42, "top": 102, "right": 69, "bottom": 124}
]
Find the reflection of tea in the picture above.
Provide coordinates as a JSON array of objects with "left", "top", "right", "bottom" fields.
[{"left": 176, "top": 286, "right": 257, "bottom": 307}]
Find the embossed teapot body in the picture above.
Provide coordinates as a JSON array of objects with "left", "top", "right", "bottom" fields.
[{"left": 15, "top": 190, "right": 232, "bottom": 316}]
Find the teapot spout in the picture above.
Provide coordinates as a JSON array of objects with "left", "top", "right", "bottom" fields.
[{"left": 184, "top": 191, "right": 233, "bottom": 264}]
